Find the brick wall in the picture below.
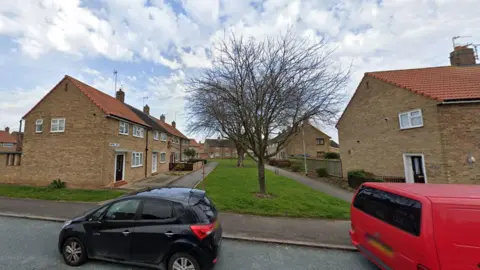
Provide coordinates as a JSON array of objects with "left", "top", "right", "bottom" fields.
[
  {"left": 286, "top": 124, "right": 331, "bottom": 158},
  {"left": 438, "top": 103, "right": 480, "bottom": 184},
  {"left": 337, "top": 77, "right": 448, "bottom": 183}
]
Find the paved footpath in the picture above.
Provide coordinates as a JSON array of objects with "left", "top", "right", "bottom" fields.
[
  {"left": 0, "top": 196, "right": 353, "bottom": 249},
  {"left": 169, "top": 161, "right": 218, "bottom": 188},
  {"left": 0, "top": 216, "right": 376, "bottom": 270},
  {"left": 265, "top": 165, "right": 354, "bottom": 202}
]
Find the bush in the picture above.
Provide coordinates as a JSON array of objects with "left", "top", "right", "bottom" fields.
[
  {"left": 323, "top": 152, "right": 340, "bottom": 159},
  {"left": 290, "top": 162, "right": 301, "bottom": 172},
  {"left": 347, "top": 169, "right": 383, "bottom": 189},
  {"left": 316, "top": 168, "right": 328, "bottom": 177},
  {"left": 268, "top": 159, "right": 291, "bottom": 168},
  {"left": 174, "top": 163, "right": 185, "bottom": 171},
  {"left": 48, "top": 179, "right": 66, "bottom": 189}
]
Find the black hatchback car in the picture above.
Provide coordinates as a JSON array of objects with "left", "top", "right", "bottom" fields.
[{"left": 58, "top": 188, "right": 222, "bottom": 270}]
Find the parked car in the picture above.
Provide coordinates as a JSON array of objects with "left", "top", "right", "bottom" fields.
[
  {"left": 350, "top": 182, "right": 480, "bottom": 270},
  {"left": 58, "top": 187, "right": 222, "bottom": 270}
]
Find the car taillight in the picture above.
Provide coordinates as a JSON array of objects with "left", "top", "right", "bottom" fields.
[
  {"left": 417, "top": 264, "right": 429, "bottom": 270},
  {"left": 190, "top": 223, "right": 215, "bottom": 240}
]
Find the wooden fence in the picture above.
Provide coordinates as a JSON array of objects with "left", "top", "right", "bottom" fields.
[{"left": 288, "top": 157, "right": 342, "bottom": 177}]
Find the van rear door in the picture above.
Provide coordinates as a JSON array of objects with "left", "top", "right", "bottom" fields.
[
  {"left": 431, "top": 197, "right": 480, "bottom": 270},
  {"left": 352, "top": 186, "right": 423, "bottom": 270}
]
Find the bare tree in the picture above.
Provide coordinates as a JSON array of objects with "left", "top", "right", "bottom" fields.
[{"left": 186, "top": 32, "right": 349, "bottom": 194}]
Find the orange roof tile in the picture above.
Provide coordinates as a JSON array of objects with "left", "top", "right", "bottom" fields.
[
  {"left": 24, "top": 75, "right": 148, "bottom": 126},
  {"left": 366, "top": 65, "right": 480, "bottom": 101},
  {"left": 189, "top": 139, "right": 201, "bottom": 147},
  {"left": 0, "top": 131, "right": 17, "bottom": 143},
  {"left": 156, "top": 120, "right": 188, "bottom": 139}
]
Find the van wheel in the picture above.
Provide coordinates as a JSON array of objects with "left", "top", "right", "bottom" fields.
[
  {"left": 62, "top": 237, "right": 87, "bottom": 266},
  {"left": 168, "top": 252, "right": 200, "bottom": 270}
]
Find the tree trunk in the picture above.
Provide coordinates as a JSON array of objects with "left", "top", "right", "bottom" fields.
[
  {"left": 257, "top": 158, "right": 266, "bottom": 194},
  {"left": 237, "top": 147, "right": 245, "bottom": 167}
]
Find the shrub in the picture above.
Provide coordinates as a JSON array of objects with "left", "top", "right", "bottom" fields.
[
  {"left": 290, "top": 162, "right": 301, "bottom": 172},
  {"left": 347, "top": 169, "right": 383, "bottom": 189},
  {"left": 316, "top": 168, "right": 328, "bottom": 177},
  {"left": 323, "top": 152, "right": 340, "bottom": 159},
  {"left": 174, "top": 163, "right": 185, "bottom": 171},
  {"left": 48, "top": 179, "right": 66, "bottom": 189},
  {"left": 268, "top": 159, "right": 278, "bottom": 166}
]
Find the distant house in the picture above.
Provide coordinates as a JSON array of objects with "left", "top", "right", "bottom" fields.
[
  {"left": 204, "top": 138, "right": 237, "bottom": 159},
  {"left": 337, "top": 46, "right": 480, "bottom": 184},
  {"left": 267, "top": 121, "right": 337, "bottom": 159},
  {"left": 186, "top": 139, "right": 204, "bottom": 159},
  {"left": 0, "top": 127, "right": 18, "bottom": 152}
]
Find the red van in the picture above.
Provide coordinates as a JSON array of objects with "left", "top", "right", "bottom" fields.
[{"left": 350, "top": 182, "right": 480, "bottom": 270}]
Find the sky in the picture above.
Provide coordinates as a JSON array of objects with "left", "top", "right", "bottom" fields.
[{"left": 0, "top": 0, "right": 479, "bottom": 143}]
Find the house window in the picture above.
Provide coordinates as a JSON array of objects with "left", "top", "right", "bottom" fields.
[
  {"left": 174, "top": 152, "right": 180, "bottom": 162},
  {"left": 50, "top": 118, "right": 65, "bottom": 133},
  {"left": 2, "top": 143, "right": 14, "bottom": 148},
  {"left": 119, "top": 122, "right": 129, "bottom": 135},
  {"left": 215, "top": 152, "right": 220, "bottom": 157},
  {"left": 316, "top": 138, "right": 325, "bottom": 145},
  {"left": 160, "top": 133, "right": 167, "bottom": 141},
  {"left": 172, "top": 137, "right": 179, "bottom": 144},
  {"left": 153, "top": 131, "right": 159, "bottom": 140},
  {"left": 399, "top": 109, "right": 423, "bottom": 129},
  {"left": 317, "top": 151, "right": 325, "bottom": 157},
  {"left": 225, "top": 152, "right": 230, "bottom": 157},
  {"left": 160, "top": 152, "right": 166, "bottom": 163},
  {"left": 132, "top": 152, "right": 143, "bottom": 167},
  {"left": 35, "top": 119, "right": 43, "bottom": 133},
  {"left": 133, "top": 125, "right": 144, "bottom": 138}
]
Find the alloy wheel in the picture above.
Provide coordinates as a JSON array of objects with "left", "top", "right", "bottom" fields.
[
  {"left": 64, "top": 240, "right": 82, "bottom": 264},
  {"left": 172, "top": 257, "right": 196, "bottom": 270}
]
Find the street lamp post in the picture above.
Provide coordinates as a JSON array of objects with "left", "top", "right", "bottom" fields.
[{"left": 301, "top": 123, "right": 308, "bottom": 176}]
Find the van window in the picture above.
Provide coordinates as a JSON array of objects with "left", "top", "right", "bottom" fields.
[{"left": 353, "top": 186, "right": 422, "bottom": 236}]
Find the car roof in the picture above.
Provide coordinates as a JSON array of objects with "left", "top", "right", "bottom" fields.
[
  {"left": 130, "top": 187, "right": 206, "bottom": 203},
  {"left": 364, "top": 183, "right": 480, "bottom": 199}
]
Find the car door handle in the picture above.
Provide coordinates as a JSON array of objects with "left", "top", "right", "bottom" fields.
[
  {"left": 164, "top": 232, "right": 175, "bottom": 237},
  {"left": 122, "top": 230, "right": 130, "bottom": 236}
]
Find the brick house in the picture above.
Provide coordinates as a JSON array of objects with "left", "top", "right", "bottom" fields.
[
  {"left": 2, "top": 75, "right": 188, "bottom": 188},
  {"left": 204, "top": 139, "right": 237, "bottom": 159},
  {"left": 0, "top": 127, "right": 18, "bottom": 152},
  {"left": 337, "top": 46, "right": 480, "bottom": 184},
  {"left": 267, "top": 121, "right": 338, "bottom": 159}
]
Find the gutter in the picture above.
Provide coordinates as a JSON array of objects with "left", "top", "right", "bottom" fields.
[{"left": 440, "top": 100, "right": 480, "bottom": 105}]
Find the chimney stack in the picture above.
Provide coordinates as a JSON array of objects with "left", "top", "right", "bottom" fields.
[
  {"left": 450, "top": 46, "right": 476, "bottom": 66},
  {"left": 5, "top": 126, "right": 9, "bottom": 133},
  {"left": 172, "top": 121, "right": 176, "bottom": 128},
  {"left": 160, "top": 114, "right": 165, "bottom": 122},
  {"left": 143, "top": 104, "right": 150, "bottom": 115},
  {"left": 115, "top": 88, "right": 125, "bottom": 103}
]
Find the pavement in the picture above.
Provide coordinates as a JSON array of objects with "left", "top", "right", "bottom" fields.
[
  {"left": 265, "top": 164, "right": 354, "bottom": 202},
  {"left": 169, "top": 161, "right": 218, "bottom": 188},
  {"left": 0, "top": 196, "right": 353, "bottom": 249},
  {"left": 0, "top": 216, "right": 377, "bottom": 269}
]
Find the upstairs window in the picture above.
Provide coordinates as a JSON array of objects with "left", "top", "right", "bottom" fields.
[
  {"left": 399, "top": 109, "right": 423, "bottom": 129},
  {"left": 172, "top": 137, "right": 179, "bottom": 144},
  {"left": 133, "top": 125, "right": 144, "bottom": 138},
  {"left": 153, "top": 131, "right": 159, "bottom": 140},
  {"left": 119, "top": 122, "right": 129, "bottom": 135},
  {"left": 316, "top": 138, "right": 325, "bottom": 145},
  {"left": 35, "top": 119, "right": 43, "bottom": 133},
  {"left": 51, "top": 118, "right": 65, "bottom": 133},
  {"left": 160, "top": 133, "right": 167, "bottom": 141}
]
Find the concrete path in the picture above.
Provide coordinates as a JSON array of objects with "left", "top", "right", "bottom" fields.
[
  {"left": 169, "top": 161, "right": 218, "bottom": 188},
  {"left": 265, "top": 165, "right": 354, "bottom": 202},
  {"left": 0, "top": 196, "right": 353, "bottom": 248}
]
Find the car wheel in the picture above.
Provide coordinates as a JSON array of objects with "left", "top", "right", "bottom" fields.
[
  {"left": 62, "top": 237, "right": 87, "bottom": 267},
  {"left": 168, "top": 252, "right": 200, "bottom": 270}
]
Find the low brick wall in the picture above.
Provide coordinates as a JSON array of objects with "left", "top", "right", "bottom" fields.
[{"left": 0, "top": 153, "right": 24, "bottom": 184}]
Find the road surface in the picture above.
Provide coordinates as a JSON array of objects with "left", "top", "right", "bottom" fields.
[{"left": 0, "top": 216, "right": 378, "bottom": 270}]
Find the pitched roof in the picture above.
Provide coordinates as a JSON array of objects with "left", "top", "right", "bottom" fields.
[
  {"left": 366, "top": 65, "right": 480, "bottom": 101},
  {"left": 0, "top": 131, "right": 17, "bottom": 143},
  {"left": 205, "top": 139, "right": 235, "bottom": 148},
  {"left": 189, "top": 139, "right": 201, "bottom": 147},
  {"left": 24, "top": 75, "right": 148, "bottom": 126},
  {"left": 330, "top": 140, "right": 339, "bottom": 148},
  {"left": 127, "top": 105, "right": 168, "bottom": 133},
  {"left": 156, "top": 120, "right": 188, "bottom": 139}
]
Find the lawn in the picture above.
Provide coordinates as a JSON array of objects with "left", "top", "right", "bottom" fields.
[
  {"left": 0, "top": 184, "right": 126, "bottom": 202},
  {"left": 200, "top": 159, "right": 350, "bottom": 219}
]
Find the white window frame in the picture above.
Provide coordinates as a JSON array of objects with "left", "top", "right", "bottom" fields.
[
  {"left": 50, "top": 118, "right": 66, "bottom": 133},
  {"left": 160, "top": 133, "right": 167, "bottom": 142},
  {"left": 403, "top": 153, "right": 428, "bottom": 184},
  {"left": 133, "top": 125, "right": 144, "bottom": 138},
  {"left": 215, "top": 152, "right": 220, "bottom": 157},
  {"left": 153, "top": 131, "right": 159, "bottom": 140},
  {"left": 119, "top": 121, "right": 129, "bottom": 135},
  {"left": 160, "top": 152, "right": 167, "bottom": 163},
  {"left": 35, "top": 119, "right": 43, "bottom": 133},
  {"left": 172, "top": 137, "right": 179, "bottom": 144},
  {"left": 2, "top": 143, "right": 14, "bottom": 148},
  {"left": 131, "top": 152, "right": 143, "bottom": 167},
  {"left": 399, "top": 109, "right": 424, "bottom": 130}
]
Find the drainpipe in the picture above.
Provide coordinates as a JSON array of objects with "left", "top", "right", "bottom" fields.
[
  {"left": 145, "top": 128, "right": 149, "bottom": 177},
  {"left": 180, "top": 139, "right": 182, "bottom": 162}
]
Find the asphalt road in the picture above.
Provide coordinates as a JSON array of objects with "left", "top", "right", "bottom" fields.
[{"left": 0, "top": 216, "right": 378, "bottom": 270}]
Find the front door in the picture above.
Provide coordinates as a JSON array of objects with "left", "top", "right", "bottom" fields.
[
  {"left": 152, "top": 153, "right": 158, "bottom": 173},
  {"left": 411, "top": 156, "right": 425, "bottom": 183},
  {"left": 115, "top": 154, "right": 124, "bottom": 182}
]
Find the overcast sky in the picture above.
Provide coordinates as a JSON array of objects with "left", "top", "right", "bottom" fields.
[{"left": 0, "top": 0, "right": 478, "bottom": 142}]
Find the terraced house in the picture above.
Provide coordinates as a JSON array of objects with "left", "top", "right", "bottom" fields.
[
  {"left": 0, "top": 75, "right": 188, "bottom": 188},
  {"left": 337, "top": 46, "right": 480, "bottom": 185}
]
